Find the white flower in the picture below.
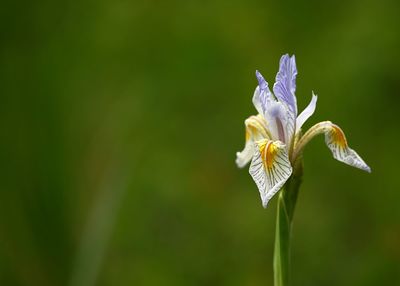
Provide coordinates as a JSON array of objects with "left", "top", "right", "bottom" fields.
[{"left": 236, "top": 54, "right": 371, "bottom": 208}]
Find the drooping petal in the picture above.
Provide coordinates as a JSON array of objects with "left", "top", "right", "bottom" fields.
[
  {"left": 236, "top": 115, "right": 269, "bottom": 168},
  {"left": 249, "top": 139, "right": 293, "bottom": 208},
  {"left": 253, "top": 70, "right": 273, "bottom": 114},
  {"left": 273, "top": 54, "right": 298, "bottom": 115},
  {"left": 296, "top": 92, "right": 318, "bottom": 133},
  {"left": 325, "top": 123, "right": 371, "bottom": 172},
  {"left": 293, "top": 121, "right": 371, "bottom": 172}
]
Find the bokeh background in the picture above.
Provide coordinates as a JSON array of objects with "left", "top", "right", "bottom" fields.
[{"left": 1, "top": 0, "right": 400, "bottom": 285}]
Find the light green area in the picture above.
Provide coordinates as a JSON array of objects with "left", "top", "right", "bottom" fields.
[{"left": 0, "top": 0, "right": 399, "bottom": 285}]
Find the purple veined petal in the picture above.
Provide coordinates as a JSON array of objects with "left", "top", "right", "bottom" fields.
[
  {"left": 249, "top": 139, "right": 292, "bottom": 208},
  {"left": 256, "top": 70, "right": 269, "bottom": 94},
  {"left": 296, "top": 92, "right": 318, "bottom": 133},
  {"left": 254, "top": 70, "right": 273, "bottom": 114},
  {"left": 273, "top": 54, "right": 298, "bottom": 115},
  {"left": 324, "top": 123, "right": 371, "bottom": 172}
]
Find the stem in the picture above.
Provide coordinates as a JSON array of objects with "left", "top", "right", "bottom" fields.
[
  {"left": 291, "top": 121, "right": 332, "bottom": 163},
  {"left": 273, "top": 161, "right": 303, "bottom": 286}
]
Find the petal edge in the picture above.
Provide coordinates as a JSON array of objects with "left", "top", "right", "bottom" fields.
[
  {"left": 325, "top": 124, "right": 371, "bottom": 172},
  {"left": 296, "top": 92, "right": 318, "bottom": 133},
  {"left": 236, "top": 115, "right": 269, "bottom": 168},
  {"left": 293, "top": 121, "right": 371, "bottom": 172}
]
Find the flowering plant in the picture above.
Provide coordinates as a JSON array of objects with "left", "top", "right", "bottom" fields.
[{"left": 236, "top": 54, "right": 370, "bottom": 286}]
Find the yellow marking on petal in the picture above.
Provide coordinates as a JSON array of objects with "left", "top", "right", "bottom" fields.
[
  {"left": 331, "top": 125, "right": 347, "bottom": 148},
  {"left": 257, "top": 140, "right": 268, "bottom": 153},
  {"left": 291, "top": 121, "right": 370, "bottom": 173},
  {"left": 266, "top": 143, "right": 278, "bottom": 169},
  {"left": 248, "top": 125, "right": 261, "bottom": 137},
  {"left": 259, "top": 141, "right": 278, "bottom": 170},
  {"left": 245, "top": 115, "right": 269, "bottom": 140},
  {"left": 245, "top": 129, "right": 250, "bottom": 141}
]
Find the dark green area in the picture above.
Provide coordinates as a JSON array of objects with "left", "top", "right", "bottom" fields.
[{"left": 1, "top": 0, "right": 399, "bottom": 285}]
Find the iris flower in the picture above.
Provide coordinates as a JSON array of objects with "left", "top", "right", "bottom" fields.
[{"left": 236, "top": 54, "right": 371, "bottom": 208}]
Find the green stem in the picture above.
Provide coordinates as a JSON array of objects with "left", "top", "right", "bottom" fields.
[{"left": 273, "top": 162, "right": 303, "bottom": 286}]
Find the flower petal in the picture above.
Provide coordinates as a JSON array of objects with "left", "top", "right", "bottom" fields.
[
  {"left": 253, "top": 70, "right": 296, "bottom": 144},
  {"left": 252, "top": 86, "right": 263, "bottom": 115},
  {"left": 253, "top": 70, "right": 273, "bottom": 115},
  {"left": 264, "top": 100, "right": 291, "bottom": 144},
  {"left": 249, "top": 139, "right": 292, "bottom": 208},
  {"left": 236, "top": 115, "right": 269, "bottom": 168},
  {"left": 325, "top": 123, "right": 371, "bottom": 172},
  {"left": 273, "top": 54, "right": 298, "bottom": 115},
  {"left": 293, "top": 121, "right": 371, "bottom": 172},
  {"left": 296, "top": 92, "right": 318, "bottom": 133},
  {"left": 256, "top": 70, "right": 269, "bottom": 94}
]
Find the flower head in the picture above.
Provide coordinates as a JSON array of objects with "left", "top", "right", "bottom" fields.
[{"left": 236, "top": 54, "right": 370, "bottom": 208}]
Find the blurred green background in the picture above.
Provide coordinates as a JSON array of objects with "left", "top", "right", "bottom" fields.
[{"left": 1, "top": 0, "right": 400, "bottom": 285}]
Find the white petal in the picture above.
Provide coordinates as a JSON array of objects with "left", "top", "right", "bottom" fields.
[
  {"left": 236, "top": 140, "right": 254, "bottom": 168},
  {"left": 252, "top": 86, "right": 264, "bottom": 115},
  {"left": 296, "top": 92, "right": 318, "bottom": 133},
  {"left": 236, "top": 115, "right": 269, "bottom": 168},
  {"left": 249, "top": 139, "right": 292, "bottom": 208},
  {"left": 324, "top": 124, "right": 371, "bottom": 172},
  {"left": 293, "top": 121, "right": 371, "bottom": 172},
  {"left": 264, "top": 100, "right": 295, "bottom": 146}
]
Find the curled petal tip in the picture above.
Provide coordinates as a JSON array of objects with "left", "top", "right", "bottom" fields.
[
  {"left": 235, "top": 152, "right": 243, "bottom": 168},
  {"left": 236, "top": 148, "right": 251, "bottom": 169}
]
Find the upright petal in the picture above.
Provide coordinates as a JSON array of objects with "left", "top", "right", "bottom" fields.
[
  {"left": 296, "top": 92, "right": 318, "bottom": 133},
  {"left": 249, "top": 139, "right": 292, "bottom": 208},
  {"left": 256, "top": 70, "right": 269, "bottom": 94},
  {"left": 253, "top": 70, "right": 273, "bottom": 114},
  {"left": 264, "top": 100, "right": 292, "bottom": 144},
  {"left": 252, "top": 70, "right": 294, "bottom": 144},
  {"left": 236, "top": 115, "right": 269, "bottom": 168},
  {"left": 252, "top": 86, "right": 263, "bottom": 115},
  {"left": 293, "top": 121, "right": 371, "bottom": 172},
  {"left": 273, "top": 54, "right": 298, "bottom": 115}
]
